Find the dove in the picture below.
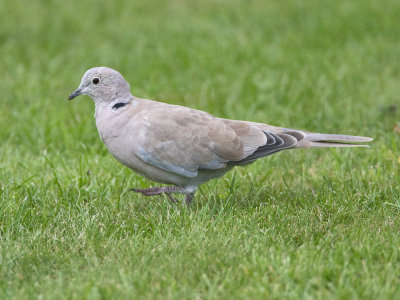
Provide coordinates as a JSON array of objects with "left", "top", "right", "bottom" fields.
[{"left": 68, "top": 67, "right": 372, "bottom": 204}]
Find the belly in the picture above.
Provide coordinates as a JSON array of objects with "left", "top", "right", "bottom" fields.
[{"left": 101, "top": 135, "right": 192, "bottom": 186}]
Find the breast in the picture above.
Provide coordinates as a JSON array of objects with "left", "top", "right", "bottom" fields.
[{"left": 95, "top": 107, "right": 191, "bottom": 186}]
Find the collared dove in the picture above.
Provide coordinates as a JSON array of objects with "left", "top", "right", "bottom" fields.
[{"left": 68, "top": 67, "right": 372, "bottom": 203}]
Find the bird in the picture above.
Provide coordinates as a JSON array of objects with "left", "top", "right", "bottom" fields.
[{"left": 68, "top": 67, "right": 372, "bottom": 204}]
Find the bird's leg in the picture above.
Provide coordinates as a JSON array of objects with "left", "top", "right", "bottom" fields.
[
  {"left": 185, "top": 192, "right": 195, "bottom": 205},
  {"left": 130, "top": 186, "right": 182, "bottom": 203},
  {"left": 129, "top": 186, "right": 185, "bottom": 196},
  {"left": 130, "top": 186, "right": 196, "bottom": 204},
  {"left": 165, "top": 193, "right": 179, "bottom": 203}
]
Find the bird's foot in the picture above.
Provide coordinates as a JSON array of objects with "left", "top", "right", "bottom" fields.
[
  {"left": 185, "top": 192, "right": 195, "bottom": 204},
  {"left": 129, "top": 186, "right": 188, "bottom": 203},
  {"left": 129, "top": 186, "right": 185, "bottom": 196}
]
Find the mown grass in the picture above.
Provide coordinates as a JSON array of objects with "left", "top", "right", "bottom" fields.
[{"left": 1, "top": 0, "right": 400, "bottom": 298}]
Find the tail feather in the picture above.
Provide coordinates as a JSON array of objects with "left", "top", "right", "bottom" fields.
[
  {"left": 305, "top": 133, "right": 373, "bottom": 143},
  {"left": 230, "top": 128, "right": 372, "bottom": 166},
  {"left": 296, "top": 132, "right": 373, "bottom": 148},
  {"left": 308, "top": 141, "right": 370, "bottom": 148}
]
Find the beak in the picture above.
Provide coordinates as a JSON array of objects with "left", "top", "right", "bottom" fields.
[{"left": 68, "top": 88, "right": 83, "bottom": 100}]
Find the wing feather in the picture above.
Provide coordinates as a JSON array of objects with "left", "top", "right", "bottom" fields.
[{"left": 134, "top": 104, "right": 303, "bottom": 177}]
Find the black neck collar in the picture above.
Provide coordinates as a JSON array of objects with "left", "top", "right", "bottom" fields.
[{"left": 112, "top": 102, "right": 128, "bottom": 110}]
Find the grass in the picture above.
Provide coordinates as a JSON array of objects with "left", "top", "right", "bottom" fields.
[{"left": 1, "top": 0, "right": 400, "bottom": 298}]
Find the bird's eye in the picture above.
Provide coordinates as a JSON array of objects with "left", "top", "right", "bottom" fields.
[{"left": 92, "top": 77, "right": 100, "bottom": 85}]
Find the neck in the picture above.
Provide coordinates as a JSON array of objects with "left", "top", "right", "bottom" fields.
[
  {"left": 109, "top": 95, "right": 134, "bottom": 109},
  {"left": 94, "top": 95, "right": 135, "bottom": 118},
  {"left": 112, "top": 102, "right": 128, "bottom": 110}
]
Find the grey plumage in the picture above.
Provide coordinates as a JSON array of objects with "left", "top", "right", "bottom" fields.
[{"left": 68, "top": 67, "right": 372, "bottom": 203}]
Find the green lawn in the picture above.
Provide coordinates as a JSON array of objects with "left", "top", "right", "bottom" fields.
[{"left": 1, "top": 0, "right": 400, "bottom": 298}]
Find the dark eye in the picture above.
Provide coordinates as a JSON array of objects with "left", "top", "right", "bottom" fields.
[{"left": 92, "top": 77, "right": 100, "bottom": 85}]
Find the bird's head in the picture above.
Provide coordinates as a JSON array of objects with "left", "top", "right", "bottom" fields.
[{"left": 68, "top": 67, "right": 132, "bottom": 103}]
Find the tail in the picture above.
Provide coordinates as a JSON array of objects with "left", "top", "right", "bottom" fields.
[
  {"left": 294, "top": 132, "right": 373, "bottom": 148},
  {"left": 228, "top": 129, "right": 372, "bottom": 166}
]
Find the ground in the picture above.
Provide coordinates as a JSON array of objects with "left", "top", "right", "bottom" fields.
[{"left": 1, "top": 0, "right": 400, "bottom": 299}]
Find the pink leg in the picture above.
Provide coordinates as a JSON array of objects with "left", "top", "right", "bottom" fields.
[
  {"left": 129, "top": 186, "right": 185, "bottom": 196},
  {"left": 130, "top": 186, "right": 195, "bottom": 204},
  {"left": 185, "top": 192, "right": 195, "bottom": 204}
]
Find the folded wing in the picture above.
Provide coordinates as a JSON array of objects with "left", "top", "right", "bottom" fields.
[{"left": 134, "top": 105, "right": 303, "bottom": 178}]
